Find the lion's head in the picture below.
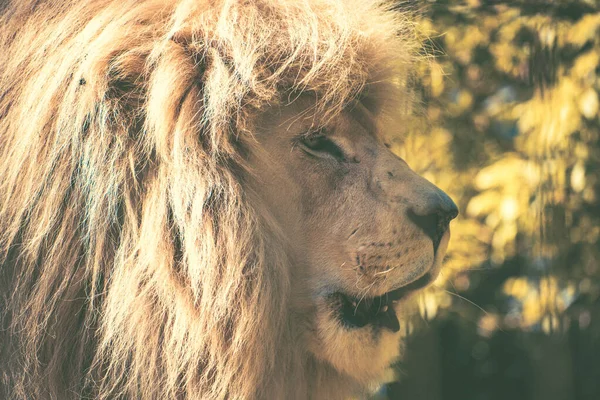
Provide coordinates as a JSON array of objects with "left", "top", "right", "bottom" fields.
[
  {"left": 0, "top": 1, "right": 456, "bottom": 399},
  {"left": 252, "top": 92, "right": 458, "bottom": 384}
]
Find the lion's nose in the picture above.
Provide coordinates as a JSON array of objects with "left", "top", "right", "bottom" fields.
[{"left": 407, "top": 191, "right": 458, "bottom": 251}]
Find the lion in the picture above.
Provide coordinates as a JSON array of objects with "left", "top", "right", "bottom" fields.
[{"left": 0, "top": 0, "right": 458, "bottom": 399}]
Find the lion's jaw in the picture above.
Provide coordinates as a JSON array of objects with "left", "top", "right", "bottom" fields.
[
  {"left": 307, "top": 228, "right": 452, "bottom": 387},
  {"left": 248, "top": 96, "right": 458, "bottom": 392}
]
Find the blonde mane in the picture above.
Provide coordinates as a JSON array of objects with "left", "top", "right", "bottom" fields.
[{"left": 0, "top": 1, "right": 416, "bottom": 398}]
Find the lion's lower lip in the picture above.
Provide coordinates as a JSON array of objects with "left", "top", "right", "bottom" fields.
[{"left": 333, "top": 273, "right": 434, "bottom": 332}]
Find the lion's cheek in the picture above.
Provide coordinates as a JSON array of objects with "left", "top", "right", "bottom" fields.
[{"left": 308, "top": 306, "right": 404, "bottom": 385}]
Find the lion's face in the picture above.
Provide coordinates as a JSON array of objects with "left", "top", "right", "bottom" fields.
[{"left": 248, "top": 95, "right": 458, "bottom": 384}]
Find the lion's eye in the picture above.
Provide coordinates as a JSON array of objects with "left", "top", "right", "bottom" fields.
[{"left": 299, "top": 135, "right": 346, "bottom": 161}]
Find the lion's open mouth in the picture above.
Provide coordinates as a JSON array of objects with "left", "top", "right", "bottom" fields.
[{"left": 333, "top": 273, "right": 434, "bottom": 332}]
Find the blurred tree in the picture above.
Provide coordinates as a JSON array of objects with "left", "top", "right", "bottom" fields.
[{"left": 386, "top": 1, "right": 600, "bottom": 399}]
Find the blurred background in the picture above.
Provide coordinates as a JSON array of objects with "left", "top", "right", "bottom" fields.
[{"left": 381, "top": 1, "right": 600, "bottom": 399}]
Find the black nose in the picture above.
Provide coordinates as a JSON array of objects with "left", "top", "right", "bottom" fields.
[{"left": 407, "top": 192, "right": 458, "bottom": 252}]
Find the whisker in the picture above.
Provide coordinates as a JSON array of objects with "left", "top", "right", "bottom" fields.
[
  {"left": 373, "top": 267, "right": 395, "bottom": 276},
  {"left": 437, "top": 286, "right": 490, "bottom": 316},
  {"left": 354, "top": 281, "right": 376, "bottom": 315},
  {"left": 442, "top": 271, "right": 459, "bottom": 294}
]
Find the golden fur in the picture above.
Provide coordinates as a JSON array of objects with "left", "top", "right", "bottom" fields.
[{"left": 0, "top": 1, "right": 418, "bottom": 398}]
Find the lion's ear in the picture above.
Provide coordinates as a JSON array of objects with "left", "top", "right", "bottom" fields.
[
  {"left": 145, "top": 41, "right": 203, "bottom": 158},
  {"left": 145, "top": 39, "right": 243, "bottom": 160}
]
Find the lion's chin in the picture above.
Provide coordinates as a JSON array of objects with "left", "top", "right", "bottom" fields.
[
  {"left": 309, "top": 300, "right": 405, "bottom": 386},
  {"left": 309, "top": 230, "right": 453, "bottom": 387},
  {"left": 307, "top": 277, "right": 426, "bottom": 383}
]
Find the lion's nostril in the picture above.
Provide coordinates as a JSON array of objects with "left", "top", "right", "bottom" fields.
[
  {"left": 408, "top": 211, "right": 437, "bottom": 244},
  {"left": 407, "top": 189, "right": 458, "bottom": 251},
  {"left": 407, "top": 206, "right": 456, "bottom": 252}
]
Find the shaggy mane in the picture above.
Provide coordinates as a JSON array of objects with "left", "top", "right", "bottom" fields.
[{"left": 0, "top": 0, "right": 416, "bottom": 398}]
